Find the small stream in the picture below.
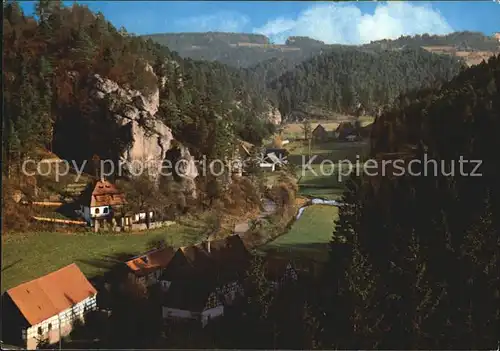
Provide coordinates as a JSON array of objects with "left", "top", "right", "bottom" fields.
[{"left": 296, "top": 198, "right": 344, "bottom": 219}]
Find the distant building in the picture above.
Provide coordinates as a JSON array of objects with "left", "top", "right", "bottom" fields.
[
  {"left": 495, "top": 32, "right": 500, "bottom": 42},
  {"left": 2, "top": 264, "right": 97, "bottom": 350},
  {"left": 312, "top": 124, "right": 328, "bottom": 142},
  {"left": 260, "top": 148, "right": 288, "bottom": 172}
]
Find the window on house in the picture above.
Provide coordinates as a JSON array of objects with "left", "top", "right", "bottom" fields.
[
  {"left": 103, "top": 207, "right": 109, "bottom": 214},
  {"left": 38, "top": 327, "right": 43, "bottom": 335},
  {"left": 95, "top": 208, "right": 100, "bottom": 214},
  {"left": 48, "top": 323, "right": 52, "bottom": 331}
]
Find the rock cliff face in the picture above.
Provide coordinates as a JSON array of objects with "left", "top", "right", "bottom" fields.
[
  {"left": 89, "top": 72, "right": 198, "bottom": 195},
  {"left": 265, "top": 106, "right": 282, "bottom": 125}
]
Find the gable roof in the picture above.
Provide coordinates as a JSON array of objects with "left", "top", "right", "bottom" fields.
[
  {"left": 125, "top": 247, "right": 177, "bottom": 276},
  {"left": 79, "top": 179, "right": 126, "bottom": 207},
  {"left": 180, "top": 244, "right": 213, "bottom": 271},
  {"left": 312, "top": 124, "right": 327, "bottom": 133},
  {"left": 203, "top": 235, "right": 252, "bottom": 281},
  {"left": 162, "top": 236, "right": 251, "bottom": 312},
  {"left": 6, "top": 264, "right": 97, "bottom": 326},
  {"left": 162, "top": 235, "right": 251, "bottom": 284}
]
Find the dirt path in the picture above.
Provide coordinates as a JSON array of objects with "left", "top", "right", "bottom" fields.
[{"left": 234, "top": 198, "right": 277, "bottom": 235}]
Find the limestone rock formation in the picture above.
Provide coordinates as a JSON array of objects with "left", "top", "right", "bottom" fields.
[
  {"left": 89, "top": 73, "right": 198, "bottom": 195},
  {"left": 265, "top": 106, "right": 282, "bottom": 125}
]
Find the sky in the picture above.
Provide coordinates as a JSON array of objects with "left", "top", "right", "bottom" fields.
[{"left": 20, "top": 1, "right": 500, "bottom": 45}]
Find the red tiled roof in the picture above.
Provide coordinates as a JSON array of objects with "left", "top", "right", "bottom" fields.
[
  {"left": 125, "top": 247, "right": 176, "bottom": 276},
  {"left": 6, "top": 264, "right": 97, "bottom": 326},
  {"left": 80, "top": 180, "right": 126, "bottom": 207}
]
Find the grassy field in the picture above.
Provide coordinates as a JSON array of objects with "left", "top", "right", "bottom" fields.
[
  {"left": 1, "top": 214, "right": 211, "bottom": 292},
  {"left": 261, "top": 205, "right": 338, "bottom": 262},
  {"left": 286, "top": 139, "right": 369, "bottom": 199}
]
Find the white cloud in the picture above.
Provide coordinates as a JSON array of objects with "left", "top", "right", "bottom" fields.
[
  {"left": 253, "top": 2, "right": 453, "bottom": 44},
  {"left": 174, "top": 11, "right": 250, "bottom": 33}
]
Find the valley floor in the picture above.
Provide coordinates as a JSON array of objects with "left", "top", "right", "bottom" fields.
[{"left": 260, "top": 204, "right": 338, "bottom": 262}]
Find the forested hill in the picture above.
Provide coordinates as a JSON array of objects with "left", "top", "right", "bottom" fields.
[
  {"left": 3, "top": 1, "right": 275, "bottom": 172},
  {"left": 144, "top": 31, "right": 499, "bottom": 69},
  {"left": 364, "top": 31, "right": 500, "bottom": 52},
  {"left": 144, "top": 31, "right": 495, "bottom": 120},
  {"left": 142, "top": 32, "right": 328, "bottom": 69},
  {"left": 326, "top": 54, "right": 500, "bottom": 349},
  {"left": 265, "top": 46, "right": 464, "bottom": 117}
]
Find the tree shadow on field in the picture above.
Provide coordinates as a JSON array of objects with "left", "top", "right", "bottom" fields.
[{"left": 1, "top": 258, "right": 22, "bottom": 273}]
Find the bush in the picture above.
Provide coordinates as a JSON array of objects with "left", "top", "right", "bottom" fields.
[{"left": 2, "top": 178, "right": 34, "bottom": 233}]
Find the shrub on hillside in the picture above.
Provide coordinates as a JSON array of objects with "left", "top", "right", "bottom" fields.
[{"left": 2, "top": 179, "right": 34, "bottom": 233}]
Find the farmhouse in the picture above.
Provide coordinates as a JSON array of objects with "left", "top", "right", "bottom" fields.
[
  {"left": 161, "top": 277, "right": 224, "bottom": 327},
  {"left": 125, "top": 246, "right": 177, "bottom": 286},
  {"left": 159, "top": 236, "right": 299, "bottom": 327},
  {"left": 160, "top": 236, "right": 251, "bottom": 326},
  {"left": 312, "top": 124, "right": 328, "bottom": 142},
  {"left": 76, "top": 179, "right": 154, "bottom": 231},
  {"left": 2, "top": 264, "right": 97, "bottom": 350},
  {"left": 77, "top": 179, "right": 127, "bottom": 227},
  {"left": 160, "top": 244, "right": 223, "bottom": 326}
]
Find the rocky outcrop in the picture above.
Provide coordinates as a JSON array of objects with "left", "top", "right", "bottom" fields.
[
  {"left": 265, "top": 106, "right": 282, "bottom": 125},
  {"left": 89, "top": 72, "right": 198, "bottom": 195}
]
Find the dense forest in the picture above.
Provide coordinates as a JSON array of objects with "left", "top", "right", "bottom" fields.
[
  {"left": 325, "top": 54, "right": 500, "bottom": 349},
  {"left": 145, "top": 31, "right": 498, "bottom": 120},
  {"left": 364, "top": 31, "right": 500, "bottom": 51},
  {"left": 145, "top": 31, "right": 500, "bottom": 69},
  {"left": 267, "top": 47, "right": 465, "bottom": 117},
  {"left": 159, "top": 52, "right": 500, "bottom": 351},
  {"left": 2, "top": 1, "right": 275, "bottom": 174}
]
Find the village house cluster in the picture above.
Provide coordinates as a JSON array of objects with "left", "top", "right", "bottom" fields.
[
  {"left": 312, "top": 121, "right": 366, "bottom": 142},
  {"left": 2, "top": 235, "right": 298, "bottom": 349}
]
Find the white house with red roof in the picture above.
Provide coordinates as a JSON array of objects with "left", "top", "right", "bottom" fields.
[
  {"left": 2, "top": 264, "right": 97, "bottom": 350},
  {"left": 77, "top": 179, "right": 127, "bottom": 224}
]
